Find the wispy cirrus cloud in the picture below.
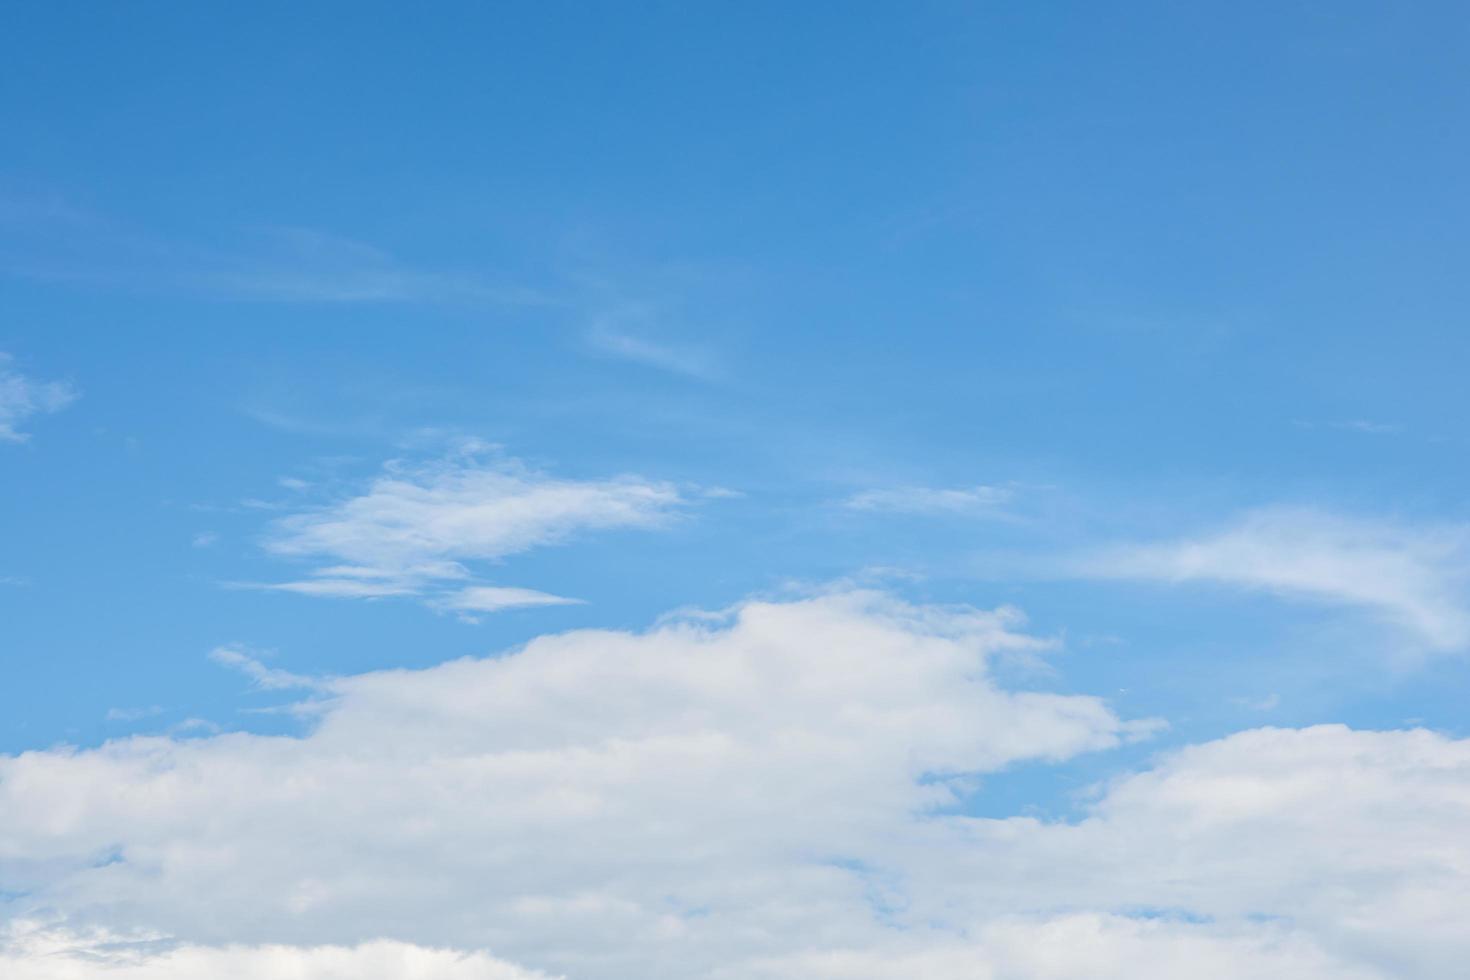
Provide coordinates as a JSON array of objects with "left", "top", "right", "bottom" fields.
[
  {"left": 1294, "top": 418, "right": 1403, "bottom": 436},
  {"left": 0, "top": 194, "right": 549, "bottom": 308},
  {"left": 209, "top": 645, "right": 323, "bottom": 691},
  {"left": 204, "top": 226, "right": 551, "bottom": 306},
  {"left": 845, "top": 484, "right": 1013, "bottom": 516},
  {"left": 0, "top": 353, "right": 77, "bottom": 443},
  {"left": 585, "top": 305, "right": 717, "bottom": 379},
  {"left": 245, "top": 448, "right": 687, "bottom": 616},
  {"left": 5, "top": 196, "right": 731, "bottom": 385},
  {"left": 1330, "top": 419, "right": 1401, "bottom": 435},
  {"left": 104, "top": 705, "right": 163, "bottom": 723},
  {"left": 431, "top": 585, "right": 584, "bottom": 616},
  {"left": 1076, "top": 507, "right": 1470, "bottom": 653}
]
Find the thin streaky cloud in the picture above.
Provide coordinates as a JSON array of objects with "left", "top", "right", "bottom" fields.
[
  {"left": 845, "top": 484, "right": 1013, "bottom": 516},
  {"left": 104, "top": 706, "right": 164, "bottom": 722},
  {"left": 0, "top": 196, "right": 552, "bottom": 308},
  {"left": 433, "top": 585, "right": 584, "bottom": 614},
  {"left": 1294, "top": 419, "right": 1403, "bottom": 436},
  {"left": 585, "top": 308, "right": 716, "bottom": 379},
  {"left": 209, "top": 645, "right": 322, "bottom": 691},
  {"left": 207, "top": 226, "right": 554, "bottom": 307},
  {"left": 244, "top": 578, "right": 422, "bottom": 599},
  {"left": 1076, "top": 507, "right": 1470, "bottom": 653},
  {"left": 1332, "top": 419, "right": 1402, "bottom": 435}
]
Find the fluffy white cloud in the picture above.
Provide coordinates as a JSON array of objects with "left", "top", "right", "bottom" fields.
[
  {"left": 1079, "top": 507, "right": 1470, "bottom": 652},
  {"left": 0, "top": 592, "right": 1140, "bottom": 978},
  {"left": 844, "top": 484, "right": 1012, "bottom": 516},
  {"left": 0, "top": 924, "right": 550, "bottom": 980},
  {"left": 730, "top": 914, "right": 1379, "bottom": 980},
  {"left": 254, "top": 451, "right": 685, "bottom": 612},
  {"left": 0, "top": 352, "right": 77, "bottom": 443},
  {"left": 3, "top": 593, "right": 1467, "bottom": 978},
  {"left": 722, "top": 724, "right": 1470, "bottom": 979}
]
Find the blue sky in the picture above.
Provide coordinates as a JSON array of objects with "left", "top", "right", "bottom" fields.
[{"left": 3, "top": 4, "right": 1470, "bottom": 979}]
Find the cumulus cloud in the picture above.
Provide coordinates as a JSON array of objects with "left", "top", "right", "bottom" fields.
[
  {"left": 730, "top": 914, "right": 1379, "bottom": 980},
  {"left": 9, "top": 591, "right": 1469, "bottom": 976},
  {"left": 0, "top": 915, "right": 1378, "bottom": 980},
  {"left": 0, "top": 924, "right": 550, "bottom": 980},
  {"left": 845, "top": 484, "right": 1012, "bottom": 516},
  {"left": 1077, "top": 507, "right": 1470, "bottom": 652},
  {"left": 0, "top": 592, "right": 1149, "bottom": 979},
  {"left": 0, "top": 352, "right": 77, "bottom": 442},
  {"left": 251, "top": 451, "right": 685, "bottom": 614},
  {"left": 724, "top": 725, "right": 1470, "bottom": 979},
  {"left": 896, "top": 724, "right": 1470, "bottom": 979}
]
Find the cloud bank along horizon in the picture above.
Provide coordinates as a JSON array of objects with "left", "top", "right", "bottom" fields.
[{"left": 4, "top": 581, "right": 1470, "bottom": 977}]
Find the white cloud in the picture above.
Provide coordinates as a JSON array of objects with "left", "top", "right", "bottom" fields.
[
  {"left": 432, "top": 586, "right": 583, "bottom": 614},
  {"left": 0, "top": 592, "right": 1145, "bottom": 979},
  {"left": 0, "top": 352, "right": 77, "bottom": 443},
  {"left": 1331, "top": 419, "right": 1401, "bottom": 435},
  {"left": 254, "top": 451, "right": 685, "bottom": 614},
  {"left": 895, "top": 724, "right": 1470, "bottom": 979},
  {"left": 726, "top": 724, "right": 1470, "bottom": 979},
  {"left": 731, "top": 914, "right": 1379, "bottom": 980},
  {"left": 6, "top": 593, "right": 1467, "bottom": 978},
  {"left": 249, "top": 576, "right": 422, "bottom": 600},
  {"left": 845, "top": 484, "right": 1012, "bottom": 516},
  {"left": 1231, "top": 692, "right": 1281, "bottom": 711},
  {"left": 0, "top": 924, "right": 550, "bottom": 980},
  {"left": 0, "top": 915, "right": 1374, "bottom": 980},
  {"left": 208, "top": 646, "right": 322, "bottom": 691},
  {"left": 105, "top": 707, "right": 164, "bottom": 723},
  {"left": 1295, "top": 419, "right": 1402, "bottom": 436},
  {"left": 585, "top": 309, "right": 715, "bottom": 379},
  {"left": 1078, "top": 507, "right": 1470, "bottom": 652}
]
